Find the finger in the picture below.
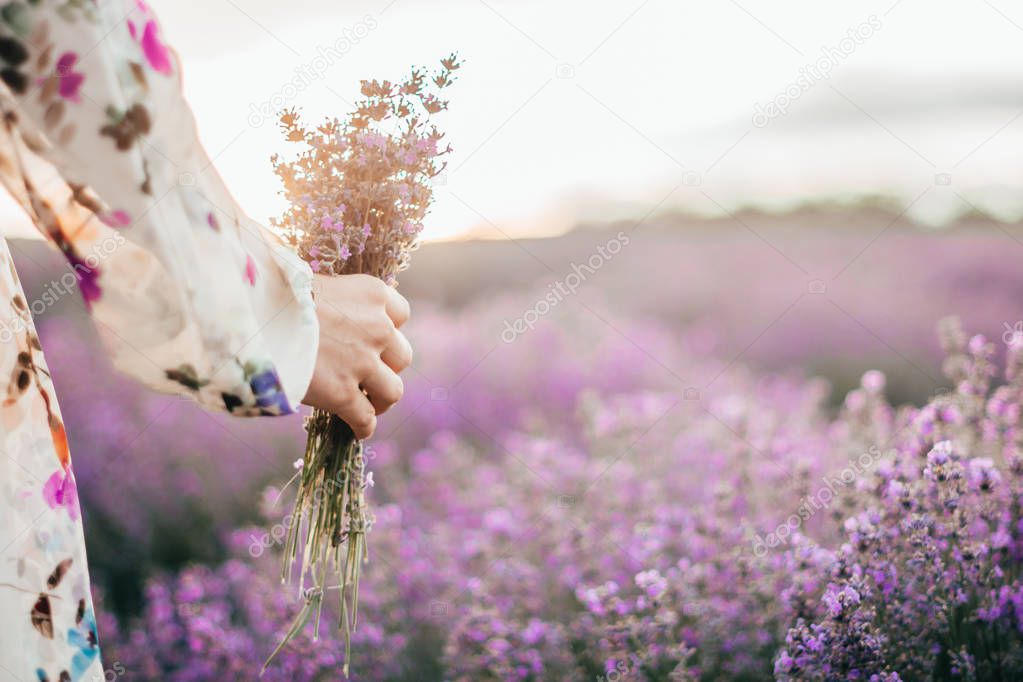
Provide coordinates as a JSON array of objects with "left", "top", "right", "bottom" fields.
[
  {"left": 361, "top": 363, "right": 404, "bottom": 415},
  {"left": 381, "top": 329, "right": 413, "bottom": 373},
  {"left": 336, "top": 389, "right": 377, "bottom": 439},
  {"left": 384, "top": 288, "right": 411, "bottom": 328}
]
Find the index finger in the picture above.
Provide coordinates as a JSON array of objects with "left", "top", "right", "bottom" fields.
[{"left": 385, "top": 287, "right": 411, "bottom": 328}]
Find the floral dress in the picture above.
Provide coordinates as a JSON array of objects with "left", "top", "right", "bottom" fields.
[{"left": 0, "top": 2, "right": 319, "bottom": 680}]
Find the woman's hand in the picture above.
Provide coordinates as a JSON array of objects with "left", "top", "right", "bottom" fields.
[{"left": 302, "top": 274, "right": 413, "bottom": 438}]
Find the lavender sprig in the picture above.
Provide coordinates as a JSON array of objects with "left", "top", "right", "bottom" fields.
[{"left": 264, "top": 54, "right": 460, "bottom": 677}]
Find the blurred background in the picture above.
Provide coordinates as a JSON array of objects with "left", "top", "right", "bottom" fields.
[{"left": 6, "top": 0, "right": 1023, "bottom": 679}]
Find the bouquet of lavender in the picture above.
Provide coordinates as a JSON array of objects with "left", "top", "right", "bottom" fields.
[{"left": 264, "top": 55, "right": 460, "bottom": 675}]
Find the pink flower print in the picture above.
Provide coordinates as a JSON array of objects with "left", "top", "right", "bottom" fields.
[
  {"left": 206, "top": 212, "right": 219, "bottom": 231},
  {"left": 140, "top": 20, "right": 173, "bottom": 75},
  {"left": 43, "top": 467, "right": 79, "bottom": 520},
  {"left": 338, "top": 244, "right": 351, "bottom": 260},
  {"left": 309, "top": 260, "right": 321, "bottom": 272},
  {"left": 54, "top": 53, "right": 85, "bottom": 102},
  {"left": 244, "top": 254, "right": 257, "bottom": 286},
  {"left": 99, "top": 210, "right": 132, "bottom": 228},
  {"left": 67, "top": 252, "right": 101, "bottom": 306}
]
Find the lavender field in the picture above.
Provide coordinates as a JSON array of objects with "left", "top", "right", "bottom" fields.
[{"left": 14, "top": 207, "right": 1023, "bottom": 680}]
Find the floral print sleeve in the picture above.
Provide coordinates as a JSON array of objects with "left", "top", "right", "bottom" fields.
[
  {"left": 0, "top": 0, "right": 319, "bottom": 416},
  {"left": 0, "top": 2, "right": 320, "bottom": 680}
]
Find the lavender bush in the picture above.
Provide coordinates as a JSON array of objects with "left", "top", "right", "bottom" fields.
[
  {"left": 777, "top": 319, "right": 1023, "bottom": 680},
  {"left": 15, "top": 216, "right": 1023, "bottom": 680},
  {"left": 67, "top": 291, "right": 1011, "bottom": 679}
]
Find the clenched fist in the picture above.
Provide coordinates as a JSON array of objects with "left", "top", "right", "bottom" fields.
[{"left": 302, "top": 274, "right": 412, "bottom": 438}]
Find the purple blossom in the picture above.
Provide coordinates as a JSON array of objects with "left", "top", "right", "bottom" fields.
[{"left": 31, "top": 234, "right": 1023, "bottom": 682}]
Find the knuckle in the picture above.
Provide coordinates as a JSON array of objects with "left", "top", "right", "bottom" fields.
[
  {"left": 366, "top": 276, "right": 389, "bottom": 302},
  {"left": 347, "top": 405, "right": 373, "bottom": 428},
  {"left": 395, "top": 293, "right": 411, "bottom": 320},
  {"left": 384, "top": 377, "right": 404, "bottom": 404},
  {"left": 373, "top": 315, "right": 395, "bottom": 344}
]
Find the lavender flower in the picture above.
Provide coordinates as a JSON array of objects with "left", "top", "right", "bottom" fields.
[
  {"left": 52, "top": 289, "right": 1023, "bottom": 679},
  {"left": 778, "top": 318, "right": 1023, "bottom": 679}
]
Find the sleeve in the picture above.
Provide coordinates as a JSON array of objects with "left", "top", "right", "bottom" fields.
[{"left": 0, "top": 1, "right": 319, "bottom": 416}]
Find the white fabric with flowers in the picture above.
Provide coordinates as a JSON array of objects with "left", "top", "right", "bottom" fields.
[{"left": 0, "top": 2, "right": 318, "bottom": 680}]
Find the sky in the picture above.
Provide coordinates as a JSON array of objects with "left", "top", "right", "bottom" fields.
[{"left": 4, "top": 0, "right": 1023, "bottom": 240}]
